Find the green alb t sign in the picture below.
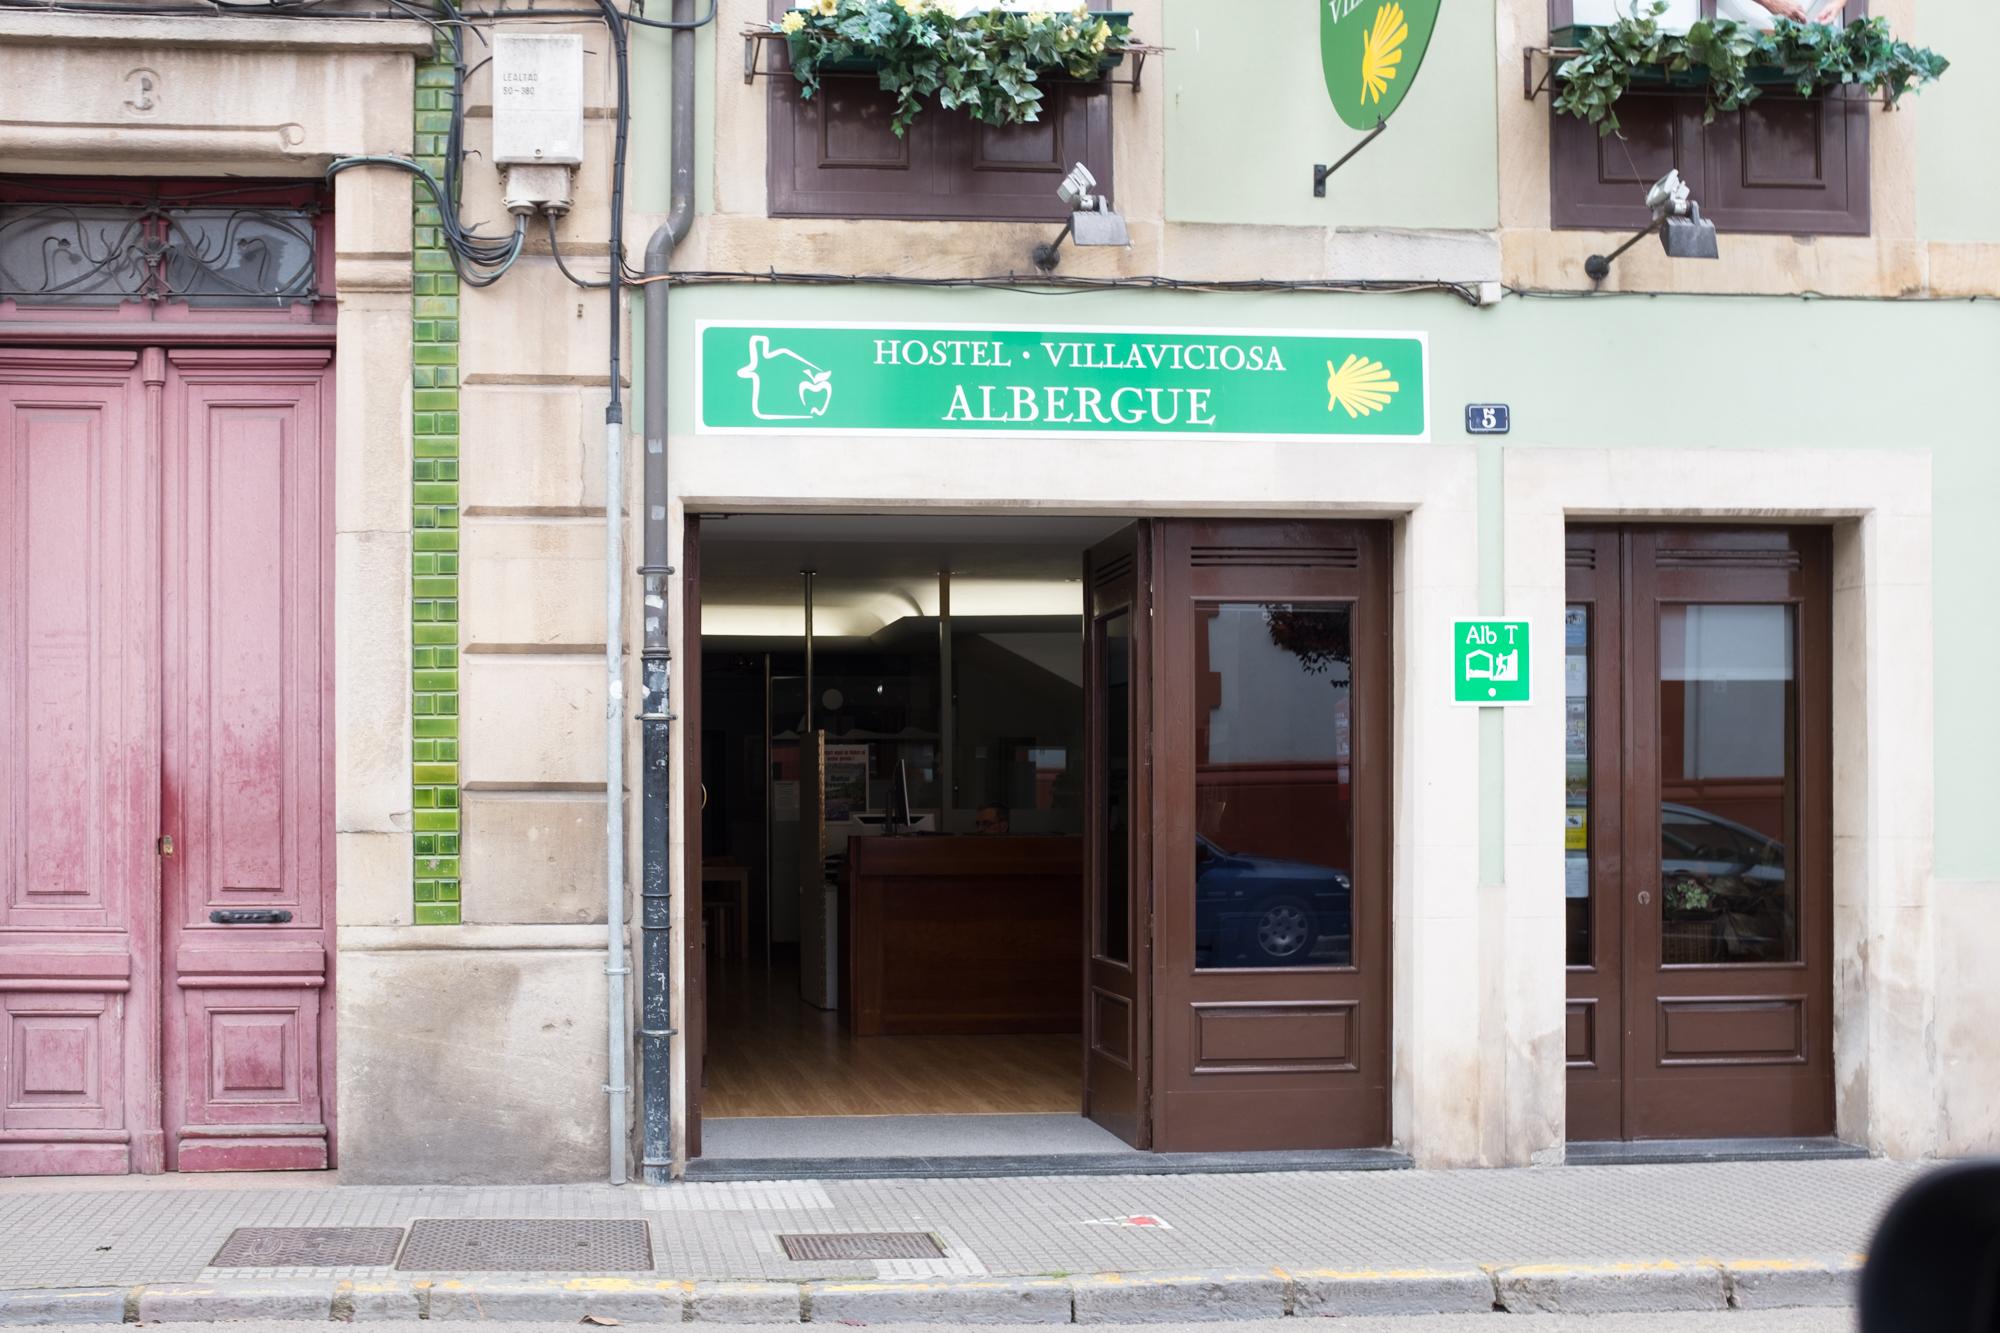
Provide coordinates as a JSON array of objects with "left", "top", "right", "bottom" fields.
[
  {"left": 1321, "top": 0, "right": 1442, "bottom": 131},
  {"left": 1453, "top": 618, "right": 1532, "bottom": 706},
  {"left": 697, "top": 322, "right": 1430, "bottom": 442}
]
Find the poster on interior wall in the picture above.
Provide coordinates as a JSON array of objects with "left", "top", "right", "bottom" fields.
[
  {"left": 696, "top": 322, "right": 1430, "bottom": 443},
  {"left": 822, "top": 743, "right": 871, "bottom": 821}
]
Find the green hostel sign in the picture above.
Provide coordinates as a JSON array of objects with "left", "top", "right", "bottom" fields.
[
  {"left": 1321, "top": 0, "right": 1442, "bottom": 131},
  {"left": 697, "top": 322, "right": 1430, "bottom": 442},
  {"left": 1453, "top": 618, "right": 1532, "bottom": 707}
]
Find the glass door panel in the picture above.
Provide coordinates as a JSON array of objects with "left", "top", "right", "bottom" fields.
[
  {"left": 1095, "top": 611, "right": 1132, "bottom": 965},
  {"left": 1190, "top": 602, "right": 1354, "bottom": 971},
  {"left": 1566, "top": 604, "right": 1593, "bottom": 968},
  {"left": 1656, "top": 603, "right": 1798, "bottom": 966}
]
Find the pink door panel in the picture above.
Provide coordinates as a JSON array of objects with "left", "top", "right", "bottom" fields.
[
  {"left": 0, "top": 350, "right": 160, "bottom": 1177},
  {"left": 161, "top": 349, "right": 334, "bottom": 1172}
]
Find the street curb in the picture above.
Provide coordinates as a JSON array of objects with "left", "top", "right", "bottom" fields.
[
  {"left": 1721, "top": 1256, "right": 1865, "bottom": 1309},
  {"left": 1493, "top": 1261, "right": 1729, "bottom": 1314},
  {"left": 0, "top": 1257, "right": 1866, "bottom": 1324}
]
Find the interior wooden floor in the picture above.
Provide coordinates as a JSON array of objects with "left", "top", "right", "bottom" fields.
[{"left": 703, "top": 955, "right": 1082, "bottom": 1118}]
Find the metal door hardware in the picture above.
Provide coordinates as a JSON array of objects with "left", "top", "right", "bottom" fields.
[{"left": 209, "top": 909, "right": 293, "bottom": 925}]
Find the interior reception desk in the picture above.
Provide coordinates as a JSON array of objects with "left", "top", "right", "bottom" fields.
[{"left": 838, "top": 835, "right": 1083, "bottom": 1037}]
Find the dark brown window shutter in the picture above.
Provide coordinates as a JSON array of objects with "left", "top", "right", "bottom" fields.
[
  {"left": 1549, "top": 92, "right": 1707, "bottom": 232},
  {"left": 1700, "top": 92, "right": 1869, "bottom": 235},
  {"left": 1546, "top": 0, "right": 1871, "bottom": 235},
  {"left": 765, "top": 0, "right": 1116, "bottom": 221}
]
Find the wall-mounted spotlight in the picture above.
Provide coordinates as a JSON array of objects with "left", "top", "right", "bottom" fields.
[
  {"left": 1584, "top": 169, "right": 1719, "bottom": 282},
  {"left": 1032, "top": 162, "right": 1129, "bottom": 273}
]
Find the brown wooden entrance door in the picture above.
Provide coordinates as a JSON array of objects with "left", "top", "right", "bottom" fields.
[
  {"left": 1149, "top": 520, "right": 1391, "bottom": 1152},
  {"left": 1566, "top": 527, "right": 1834, "bottom": 1141},
  {"left": 2, "top": 347, "right": 334, "bottom": 1176},
  {"left": 1081, "top": 525, "right": 1152, "bottom": 1147}
]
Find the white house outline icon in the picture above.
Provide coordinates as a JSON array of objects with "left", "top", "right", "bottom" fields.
[
  {"left": 739, "top": 334, "right": 834, "bottom": 421},
  {"left": 1464, "top": 647, "right": 1519, "bottom": 682}
]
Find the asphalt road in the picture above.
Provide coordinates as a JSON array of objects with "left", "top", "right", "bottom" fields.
[{"left": 22, "top": 1313, "right": 1855, "bottom": 1332}]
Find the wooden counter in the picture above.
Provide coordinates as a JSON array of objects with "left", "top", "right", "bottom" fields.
[{"left": 839, "top": 835, "right": 1083, "bottom": 1038}]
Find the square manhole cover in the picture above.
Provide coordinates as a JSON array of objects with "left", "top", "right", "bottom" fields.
[
  {"left": 211, "top": 1227, "right": 406, "bottom": 1268},
  {"left": 778, "top": 1232, "right": 944, "bottom": 1262},
  {"left": 396, "top": 1218, "right": 654, "bottom": 1272}
]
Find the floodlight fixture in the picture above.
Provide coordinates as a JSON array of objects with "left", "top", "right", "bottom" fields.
[
  {"left": 1033, "top": 162, "right": 1130, "bottom": 272},
  {"left": 1585, "top": 168, "right": 1719, "bottom": 281}
]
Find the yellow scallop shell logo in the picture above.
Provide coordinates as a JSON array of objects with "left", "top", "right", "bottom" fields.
[
  {"left": 1324, "top": 354, "right": 1400, "bottom": 418},
  {"left": 1359, "top": 1, "right": 1409, "bottom": 106}
]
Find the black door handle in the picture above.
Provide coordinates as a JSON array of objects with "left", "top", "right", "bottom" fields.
[{"left": 209, "top": 909, "right": 293, "bottom": 925}]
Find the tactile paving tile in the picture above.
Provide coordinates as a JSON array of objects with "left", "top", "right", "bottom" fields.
[
  {"left": 396, "top": 1218, "right": 654, "bottom": 1272},
  {"left": 210, "top": 1227, "right": 406, "bottom": 1268},
  {"left": 778, "top": 1231, "right": 946, "bottom": 1261}
]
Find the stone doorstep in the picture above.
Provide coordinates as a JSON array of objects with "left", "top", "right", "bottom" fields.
[{"left": 0, "top": 1258, "right": 1864, "bottom": 1325}]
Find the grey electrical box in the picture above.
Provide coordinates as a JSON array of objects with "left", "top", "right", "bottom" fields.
[{"left": 492, "top": 33, "right": 585, "bottom": 167}]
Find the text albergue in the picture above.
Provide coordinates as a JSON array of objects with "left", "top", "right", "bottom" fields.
[{"left": 942, "top": 383, "right": 1217, "bottom": 427}]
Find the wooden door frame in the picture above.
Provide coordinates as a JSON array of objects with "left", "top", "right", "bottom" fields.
[
  {"left": 156, "top": 346, "right": 337, "bottom": 1172},
  {"left": 1566, "top": 524, "right": 1834, "bottom": 1141},
  {"left": 1081, "top": 523, "right": 1154, "bottom": 1148},
  {"left": 1623, "top": 525, "right": 1833, "bottom": 1138},
  {"left": 1564, "top": 529, "right": 1626, "bottom": 1141},
  {"left": 682, "top": 517, "right": 704, "bottom": 1159},
  {"left": 1148, "top": 519, "right": 1393, "bottom": 1153}
]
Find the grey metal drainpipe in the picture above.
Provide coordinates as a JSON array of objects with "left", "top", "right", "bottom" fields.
[{"left": 639, "top": 0, "right": 699, "bottom": 1186}]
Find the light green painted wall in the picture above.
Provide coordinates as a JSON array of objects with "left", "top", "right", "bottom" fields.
[
  {"left": 662, "top": 283, "right": 2000, "bottom": 881},
  {"left": 627, "top": 14, "right": 717, "bottom": 218},
  {"left": 1163, "top": 0, "right": 1498, "bottom": 229},
  {"left": 1915, "top": 0, "right": 2000, "bottom": 242}
]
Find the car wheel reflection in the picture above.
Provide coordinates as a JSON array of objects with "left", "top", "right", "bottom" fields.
[{"left": 1194, "top": 834, "right": 1352, "bottom": 968}]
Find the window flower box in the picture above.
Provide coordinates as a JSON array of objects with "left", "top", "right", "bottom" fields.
[
  {"left": 772, "top": 1, "right": 1137, "bottom": 136},
  {"left": 1548, "top": 7, "right": 1945, "bottom": 136}
]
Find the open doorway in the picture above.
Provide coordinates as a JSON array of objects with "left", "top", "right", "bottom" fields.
[
  {"left": 691, "top": 514, "right": 1133, "bottom": 1163},
  {"left": 685, "top": 513, "right": 1395, "bottom": 1169}
]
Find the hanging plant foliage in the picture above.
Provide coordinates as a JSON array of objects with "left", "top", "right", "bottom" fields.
[
  {"left": 774, "top": 0, "right": 1134, "bottom": 137},
  {"left": 1553, "top": 1, "right": 1946, "bottom": 136}
]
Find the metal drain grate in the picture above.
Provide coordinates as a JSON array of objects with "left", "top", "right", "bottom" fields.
[
  {"left": 778, "top": 1231, "right": 945, "bottom": 1262},
  {"left": 211, "top": 1227, "right": 406, "bottom": 1268},
  {"left": 396, "top": 1218, "right": 654, "bottom": 1272}
]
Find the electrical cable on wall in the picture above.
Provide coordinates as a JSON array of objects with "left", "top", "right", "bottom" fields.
[{"left": 324, "top": 154, "right": 526, "bottom": 286}]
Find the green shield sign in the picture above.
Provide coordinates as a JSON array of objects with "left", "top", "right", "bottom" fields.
[{"left": 1321, "top": 0, "right": 1442, "bottom": 131}]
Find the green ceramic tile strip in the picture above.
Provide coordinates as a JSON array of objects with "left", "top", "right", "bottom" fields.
[{"left": 412, "top": 35, "right": 461, "bottom": 925}]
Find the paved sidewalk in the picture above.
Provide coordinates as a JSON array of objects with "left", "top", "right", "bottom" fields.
[{"left": 0, "top": 1159, "right": 1916, "bottom": 1322}]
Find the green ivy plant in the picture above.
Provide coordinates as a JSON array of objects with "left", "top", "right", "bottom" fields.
[
  {"left": 1554, "top": 1, "right": 1947, "bottom": 137},
  {"left": 774, "top": 0, "right": 1131, "bottom": 137}
]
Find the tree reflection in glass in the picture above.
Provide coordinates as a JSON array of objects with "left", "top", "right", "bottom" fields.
[{"left": 1193, "top": 603, "right": 1355, "bottom": 970}]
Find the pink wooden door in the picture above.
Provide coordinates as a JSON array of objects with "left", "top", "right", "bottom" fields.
[
  {"left": 1, "top": 346, "right": 333, "bottom": 1177},
  {"left": 160, "top": 349, "right": 334, "bottom": 1172},
  {"left": 0, "top": 350, "right": 162, "bottom": 1177}
]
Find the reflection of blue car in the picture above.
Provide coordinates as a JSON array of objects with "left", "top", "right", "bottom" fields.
[
  {"left": 1194, "top": 835, "right": 1352, "bottom": 967},
  {"left": 1660, "top": 802, "right": 1790, "bottom": 958},
  {"left": 1660, "top": 802, "right": 1786, "bottom": 887}
]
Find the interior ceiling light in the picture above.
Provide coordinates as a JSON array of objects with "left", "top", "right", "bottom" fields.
[
  {"left": 1585, "top": 169, "right": 1719, "bottom": 282},
  {"left": 1032, "top": 162, "right": 1129, "bottom": 273}
]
